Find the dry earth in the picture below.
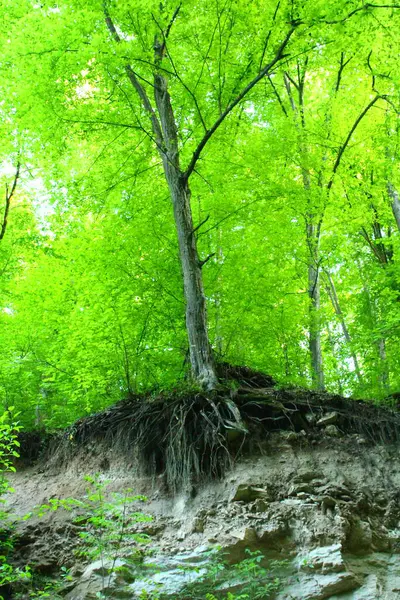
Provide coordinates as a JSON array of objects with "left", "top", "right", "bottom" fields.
[{"left": 5, "top": 425, "right": 400, "bottom": 599}]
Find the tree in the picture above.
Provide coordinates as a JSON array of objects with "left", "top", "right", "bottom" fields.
[
  {"left": 0, "top": 1, "right": 399, "bottom": 422},
  {"left": 101, "top": 2, "right": 301, "bottom": 389},
  {"left": 0, "top": 163, "right": 21, "bottom": 243}
]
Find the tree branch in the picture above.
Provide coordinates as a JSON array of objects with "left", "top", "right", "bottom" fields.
[
  {"left": 321, "top": 3, "right": 400, "bottom": 24},
  {"left": 56, "top": 114, "right": 142, "bottom": 131},
  {"left": 360, "top": 226, "right": 387, "bottom": 263},
  {"left": 258, "top": 1, "right": 281, "bottom": 71},
  {"left": 0, "top": 162, "right": 21, "bottom": 241},
  {"left": 335, "top": 52, "right": 352, "bottom": 93},
  {"left": 284, "top": 72, "right": 298, "bottom": 114},
  {"left": 285, "top": 70, "right": 299, "bottom": 91},
  {"left": 165, "top": 45, "right": 208, "bottom": 132},
  {"left": 103, "top": 2, "right": 164, "bottom": 148},
  {"left": 160, "top": 3, "right": 182, "bottom": 56},
  {"left": 327, "top": 95, "right": 381, "bottom": 191},
  {"left": 198, "top": 253, "right": 216, "bottom": 268},
  {"left": 266, "top": 75, "right": 288, "bottom": 117},
  {"left": 191, "top": 214, "right": 210, "bottom": 237},
  {"left": 184, "top": 25, "right": 298, "bottom": 180}
]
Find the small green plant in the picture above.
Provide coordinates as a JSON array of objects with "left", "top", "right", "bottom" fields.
[
  {"left": 75, "top": 474, "right": 151, "bottom": 554},
  {"left": 24, "top": 474, "right": 152, "bottom": 599},
  {"left": 160, "top": 548, "right": 285, "bottom": 600},
  {"left": 0, "top": 408, "right": 30, "bottom": 598},
  {"left": 229, "top": 549, "right": 283, "bottom": 599},
  {"left": 13, "top": 567, "right": 72, "bottom": 599}
]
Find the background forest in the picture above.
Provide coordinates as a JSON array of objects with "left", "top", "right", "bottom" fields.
[{"left": 0, "top": 0, "right": 399, "bottom": 428}]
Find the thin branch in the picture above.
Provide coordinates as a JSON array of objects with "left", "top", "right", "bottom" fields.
[
  {"left": 193, "top": 19, "right": 219, "bottom": 94},
  {"left": 191, "top": 214, "right": 210, "bottom": 237},
  {"left": 258, "top": 1, "right": 281, "bottom": 72},
  {"left": 321, "top": 3, "right": 400, "bottom": 24},
  {"left": 297, "top": 58, "right": 308, "bottom": 128},
  {"left": 284, "top": 72, "right": 298, "bottom": 114},
  {"left": 75, "top": 128, "right": 129, "bottom": 184},
  {"left": 103, "top": 2, "right": 164, "bottom": 147},
  {"left": 55, "top": 113, "right": 142, "bottom": 131},
  {"left": 327, "top": 95, "right": 381, "bottom": 191},
  {"left": 225, "top": 58, "right": 254, "bottom": 108},
  {"left": 0, "top": 162, "right": 21, "bottom": 241},
  {"left": 199, "top": 252, "right": 216, "bottom": 268},
  {"left": 33, "top": 354, "right": 75, "bottom": 380},
  {"left": 285, "top": 71, "right": 299, "bottom": 91},
  {"left": 266, "top": 75, "right": 288, "bottom": 117},
  {"left": 199, "top": 196, "right": 276, "bottom": 237},
  {"left": 360, "top": 227, "right": 387, "bottom": 263},
  {"left": 192, "top": 168, "right": 215, "bottom": 191},
  {"left": 335, "top": 52, "right": 352, "bottom": 93},
  {"left": 184, "top": 24, "right": 298, "bottom": 180},
  {"left": 129, "top": 55, "right": 176, "bottom": 77},
  {"left": 165, "top": 45, "right": 208, "bottom": 132},
  {"left": 160, "top": 3, "right": 182, "bottom": 55},
  {"left": 366, "top": 50, "right": 377, "bottom": 93}
]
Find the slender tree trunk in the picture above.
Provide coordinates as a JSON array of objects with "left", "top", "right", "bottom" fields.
[
  {"left": 326, "top": 322, "right": 344, "bottom": 395},
  {"left": 167, "top": 169, "right": 217, "bottom": 388},
  {"left": 325, "top": 271, "right": 363, "bottom": 385},
  {"left": 214, "top": 231, "right": 224, "bottom": 357},
  {"left": 284, "top": 69, "right": 325, "bottom": 389},
  {"left": 388, "top": 182, "right": 400, "bottom": 231},
  {"left": 378, "top": 338, "right": 390, "bottom": 390},
  {"left": 307, "top": 226, "right": 324, "bottom": 389},
  {"left": 104, "top": 5, "right": 296, "bottom": 390},
  {"left": 358, "top": 262, "right": 390, "bottom": 392},
  {"left": 153, "top": 72, "right": 218, "bottom": 390},
  {"left": 104, "top": 8, "right": 218, "bottom": 390}
]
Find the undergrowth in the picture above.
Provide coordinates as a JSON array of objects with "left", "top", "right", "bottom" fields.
[
  {"left": 152, "top": 549, "right": 286, "bottom": 600},
  {"left": 9, "top": 474, "right": 285, "bottom": 600}
]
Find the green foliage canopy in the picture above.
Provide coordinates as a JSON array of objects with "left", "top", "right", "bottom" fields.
[{"left": 0, "top": 1, "right": 399, "bottom": 424}]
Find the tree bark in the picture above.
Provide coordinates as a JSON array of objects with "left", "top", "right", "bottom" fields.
[
  {"left": 0, "top": 162, "right": 20, "bottom": 242},
  {"left": 153, "top": 71, "right": 218, "bottom": 390},
  {"left": 104, "top": 7, "right": 218, "bottom": 389},
  {"left": 324, "top": 270, "right": 363, "bottom": 385},
  {"left": 326, "top": 322, "right": 344, "bottom": 395},
  {"left": 388, "top": 182, "right": 400, "bottom": 231},
  {"left": 307, "top": 226, "right": 324, "bottom": 390},
  {"left": 284, "top": 66, "right": 325, "bottom": 390},
  {"left": 164, "top": 165, "right": 217, "bottom": 388},
  {"left": 378, "top": 337, "right": 389, "bottom": 390},
  {"left": 358, "top": 261, "right": 390, "bottom": 392}
]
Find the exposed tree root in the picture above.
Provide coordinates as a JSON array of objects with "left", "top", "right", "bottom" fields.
[{"left": 34, "top": 365, "right": 400, "bottom": 490}]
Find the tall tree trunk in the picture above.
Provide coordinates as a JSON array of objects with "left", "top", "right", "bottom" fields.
[
  {"left": 166, "top": 168, "right": 217, "bottom": 388},
  {"left": 388, "top": 182, "right": 400, "bottom": 231},
  {"left": 104, "top": 7, "right": 218, "bottom": 389},
  {"left": 378, "top": 337, "right": 390, "bottom": 391},
  {"left": 104, "top": 5, "right": 296, "bottom": 390},
  {"left": 284, "top": 68, "right": 325, "bottom": 389},
  {"left": 214, "top": 231, "right": 224, "bottom": 357},
  {"left": 307, "top": 225, "right": 324, "bottom": 389},
  {"left": 324, "top": 271, "right": 363, "bottom": 385},
  {"left": 153, "top": 73, "right": 218, "bottom": 390},
  {"left": 326, "top": 322, "right": 344, "bottom": 395},
  {"left": 358, "top": 262, "right": 390, "bottom": 392}
]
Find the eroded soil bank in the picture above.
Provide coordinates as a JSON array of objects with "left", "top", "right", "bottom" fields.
[
  {"left": 4, "top": 372, "right": 400, "bottom": 598},
  {"left": 6, "top": 424, "right": 400, "bottom": 599}
]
